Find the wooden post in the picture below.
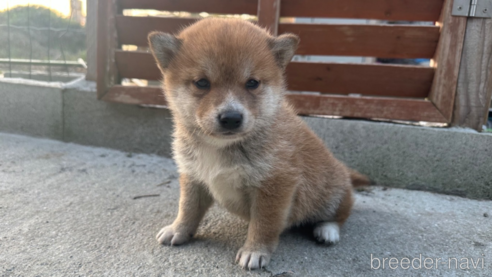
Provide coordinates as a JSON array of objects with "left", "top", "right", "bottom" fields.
[
  {"left": 96, "top": 0, "right": 119, "bottom": 99},
  {"left": 257, "top": 0, "right": 281, "bottom": 35},
  {"left": 85, "top": 0, "right": 97, "bottom": 81},
  {"left": 452, "top": 18, "right": 492, "bottom": 131},
  {"left": 428, "top": 0, "right": 468, "bottom": 122}
]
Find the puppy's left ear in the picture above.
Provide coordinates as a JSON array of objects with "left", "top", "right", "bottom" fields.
[
  {"left": 148, "top": 31, "right": 182, "bottom": 71},
  {"left": 269, "top": 33, "right": 299, "bottom": 69}
]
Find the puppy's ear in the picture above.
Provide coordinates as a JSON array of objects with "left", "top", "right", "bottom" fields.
[
  {"left": 148, "top": 31, "right": 182, "bottom": 70},
  {"left": 269, "top": 33, "right": 299, "bottom": 69}
]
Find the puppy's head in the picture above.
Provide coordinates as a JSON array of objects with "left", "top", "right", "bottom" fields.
[{"left": 148, "top": 18, "right": 298, "bottom": 146}]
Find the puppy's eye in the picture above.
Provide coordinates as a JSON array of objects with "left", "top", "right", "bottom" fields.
[
  {"left": 245, "top": 79, "right": 260, "bottom": 90},
  {"left": 194, "top": 79, "right": 211, "bottom": 89}
]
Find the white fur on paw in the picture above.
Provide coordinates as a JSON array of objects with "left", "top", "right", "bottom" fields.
[
  {"left": 236, "top": 247, "right": 271, "bottom": 270},
  {"left": 156, "top": 225, "right": 190, "bottom": 246},
  {"left": 314, "top": 222, "right": 340, "bottom": 244}
]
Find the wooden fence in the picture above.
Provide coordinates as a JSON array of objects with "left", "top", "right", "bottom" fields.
[{"left": 93, "top": 0, "right": 492, "bottom": 130}]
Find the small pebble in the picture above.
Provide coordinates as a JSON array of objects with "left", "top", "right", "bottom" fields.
[{"left": 484, "top": 213, "right": 489, "bottom": 218}]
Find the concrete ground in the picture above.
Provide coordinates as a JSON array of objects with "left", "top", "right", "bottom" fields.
[{"left": 1, "top": 133, "right": 491, "bottom": 277}]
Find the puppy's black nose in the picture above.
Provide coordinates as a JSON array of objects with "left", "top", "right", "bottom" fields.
[{"left": 218, "top": 111, "right": 243, "bottom": 130}]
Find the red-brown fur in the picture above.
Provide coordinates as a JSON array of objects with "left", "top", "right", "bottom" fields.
[{"left": 148, "top": 18, "right": 369, "bottom": 270}]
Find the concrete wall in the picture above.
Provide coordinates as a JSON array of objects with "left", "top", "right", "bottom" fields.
[
  {"left": 303, "top": 117, "right": 492, "bottom": 200},
  {"left": 0, "top": 78, "right": 173, "bottom": 156},
  {"left": 0, "top": 79, "right": 64, "bottom": 140},
  {"left": 63, "top": 80, "right": 173, "bottom": 156},
  {"left": 0, "top": 78, "right": 491, "bottom": 199}
]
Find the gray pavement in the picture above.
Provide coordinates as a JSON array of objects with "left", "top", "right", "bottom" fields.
[{"left": 1, "top": 133, "right": 491, "bottom": 276}]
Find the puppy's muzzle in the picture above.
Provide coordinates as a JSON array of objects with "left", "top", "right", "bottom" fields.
[{"left": 218, "top": 110, "right": 243, "bottom": 131}]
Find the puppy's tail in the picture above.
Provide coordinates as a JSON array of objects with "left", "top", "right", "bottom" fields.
[{"left": 349, "top": 169, "right": 371, "bottom": 188}]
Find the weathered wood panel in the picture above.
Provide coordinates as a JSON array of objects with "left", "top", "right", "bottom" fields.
[
  {"left": 96, "top": 0, "right": 119, "bottom": 99},
  {"left": 280, "top": 0, "right": 444, "bottom": 21},
  {"left": 115, "top": 50, "right": 159, "bottom": 80},
  {"left": 279, "top": 24, "right": 440, "bottom": 58},
  {"left": 452, "top": 18, "right": 492, "bottom": 131},
  {"left": 103, "top": 85, "right": 167, "bottom": 106},
  {"left": 101, "top": 85, "right": 447, "bottom": 123},
  {"left": 257, "top": 0, "right": 281, "bottom": 35},
  {"left": 119, "top": 0, "right": 443, "bottom": 21},
  {"left": 116, "top": 16, "right": 440, "bottom": 59},
  {"left": 428, "top": 0, "right": 468, "bottom": 122},
  {"left": 118, "top": 0, "right": 257, "bottom": 15},
  {"left": 86, "top": 0, "right": 98, "bottom": 81},
  {"left": 286, "top": 62, "right": 433, "bottom": 98},
  {"left": 287, "top": 94, "right": 447, "bottom": 122},
  {"left": 116, "top": 16, "right": 197, "bottom": 46},
  {"left": 115, "top": 50, "right": 434, "bottom": 98}
]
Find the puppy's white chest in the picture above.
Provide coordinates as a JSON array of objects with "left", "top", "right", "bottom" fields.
[
  {"left": 180, "top": 145, "right": 250, "bottom": 207},
  {"left": 206, "top": 167, "right": 246, "bottom": 207}
]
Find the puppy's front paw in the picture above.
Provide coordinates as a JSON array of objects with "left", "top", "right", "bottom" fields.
[
  {"left": 314, "top": 222, "right": 340, "bottom": 244},
  {"left": 235, "top": 246, "right": 271, "bottom": 270},
  {"left": 156, "top": 225, "right": 192, "bottom": 246}
]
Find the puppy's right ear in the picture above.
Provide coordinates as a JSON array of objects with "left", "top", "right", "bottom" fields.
[
  {"left": 148, "top": 32, "right": 182, "bottom": 70},
  {"left": 269, "top": 33, "right": 299, "bottom": 69}
]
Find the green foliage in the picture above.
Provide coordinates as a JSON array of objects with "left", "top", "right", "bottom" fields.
[{"left": 0, "top": 5, "right": 86, "bottom": 61}]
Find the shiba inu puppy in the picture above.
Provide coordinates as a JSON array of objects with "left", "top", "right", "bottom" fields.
[{"left": 148, "top": 18, "right": 369, "bottom": 270}]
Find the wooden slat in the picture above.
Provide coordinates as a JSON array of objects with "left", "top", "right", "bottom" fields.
[
  {"left": 103, "top": 86, "right": 167, "bottom": 106},
  {"left": 257, "top": 0, "right": 281, "bottom": 35},
  {"left": 102, "top": 86, "right": 447, "bottom": 123},
  {"left": 286, "top": 62, "right": 433, "bottom": 98},
  {"left": 115, "top": 50, "right": 161, "bottom": 80},
  {"left": 119, "top": 0, "right": 257, "bottom": 15},
  {"left": 428, "top": 0, "right": 468, "bottom": 122},
  {"left": 115, "top": 50, "right": 434, "bottom": 98},
  {"left": 116, "top": 16, "right": 197, "bottom": 46},
  {"left": 116, "top": 16, "right": 440, "bottom": 58},
  {"left": 96, "top": 0, "right": 119, "bottom": 99},
  {"left": 287, "top": 94, "right": 447, "bottom": 122},
  {"left": 120, "top": 0, "right": 444, "bottom": 21},
  {"left": 452, "top": 18, "right": 492, "bottom": 131},
  {"left": 281, "top": 0, "right": 444, "bottom": 21},
  {"left": 279, "top": 24, "right": 440, "bottom": 58}
]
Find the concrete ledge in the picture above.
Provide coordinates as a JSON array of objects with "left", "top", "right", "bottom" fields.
[
  {"left": 63, "top": 80, "right": 173, "bottom": 156},
  {"left": 0, "top": 78, "right": 491, "bottom": 199},
  {"left": 0, "top": 79, "right": 63, "bottom": 140},
  {"left": 304, "top": 117, "right": 492, "bottom": 200}
]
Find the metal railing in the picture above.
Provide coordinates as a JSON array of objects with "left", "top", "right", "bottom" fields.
[{"left": 0, "top": 1, "right": 86, "bottom": 81}]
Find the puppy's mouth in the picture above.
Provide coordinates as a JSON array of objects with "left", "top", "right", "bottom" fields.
[{"left": 212, "top": 130, "right": 248, "bottom": 139}]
